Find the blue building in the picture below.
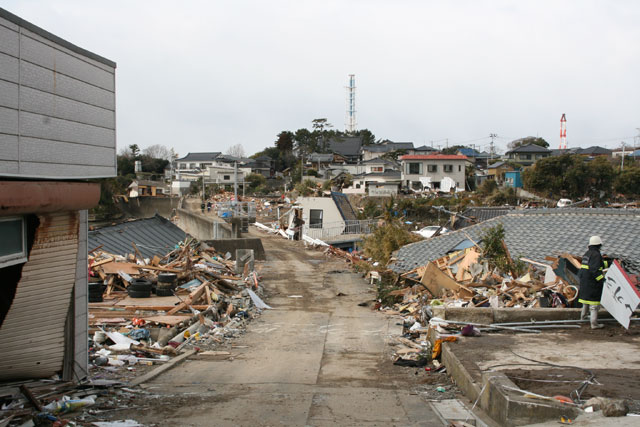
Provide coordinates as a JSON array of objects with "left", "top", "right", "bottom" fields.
[{"left": 504, "top": 170, "right": 522, "bottom": 188}]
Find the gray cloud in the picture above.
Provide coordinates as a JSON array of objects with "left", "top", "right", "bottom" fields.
[{"left": 4, "top": 0, "right": 639, "bottom": 155}]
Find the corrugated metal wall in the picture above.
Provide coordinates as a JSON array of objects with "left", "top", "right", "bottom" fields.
[
  {"left": 0, "top": 13, "right": 116, "bottom": 178},
  {"left": 0, "top": 211, "right": 79, "bottom": 380}
]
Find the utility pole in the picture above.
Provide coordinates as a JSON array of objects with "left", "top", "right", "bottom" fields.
[
  {"left": 233, "top": 161, "right": 238, "bottom": 214},
  {"left": 621, "top": 142, "right": 625, "bottom": 171},
  {"left": 489, "top": 133, "right": 497, "bottom": 167}
]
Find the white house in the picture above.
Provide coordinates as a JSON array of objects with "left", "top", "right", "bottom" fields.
[
  {"left": 175, "top": 152, "right": 222, "bottom": 171},
  {"left": 400, "top": 154, "right": 469, "bottom": 191}
]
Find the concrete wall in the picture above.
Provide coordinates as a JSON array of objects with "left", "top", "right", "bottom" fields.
[
  {"left": 297, "top": 197, "right": 343, "bottom": 227},
  {"left": 204, "top": 238, "right": 266, "bottom": 260},
  {"left": 0, "top": 8, "right": 116, "bottom": 179},
  {"left": 176, "top": 208, "right": 232, "bottom": 240},
  {"left": 116, "top": 196, "right": 181, "bottom": 219}
]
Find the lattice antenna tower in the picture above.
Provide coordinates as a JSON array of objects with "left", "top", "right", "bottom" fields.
[
  {"left": 345, "top": 74, "right": 357, "bottom": 133},
  {"left": 560, "top": 114, "right": 567, "bottom": 149}
]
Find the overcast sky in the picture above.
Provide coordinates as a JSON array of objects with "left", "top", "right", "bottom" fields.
[{"left": 4, "top": 0, "right": 639, "bottom": 155}]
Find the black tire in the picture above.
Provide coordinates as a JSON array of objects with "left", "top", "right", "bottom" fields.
[
  {"left": 130, "top": 278, "right": 152, "bottom": 287},
  {"left": 155, "top": 287, "right": 174, "bottom": 297},
  {"left": 157, "top": 273, "right": 177, "bottom": 284},
  {"left": 128, "top": 289, "right": 151, "bottom": 298},
  {"left": 128, "top": 281, "right": 152, "bottom": 293}
]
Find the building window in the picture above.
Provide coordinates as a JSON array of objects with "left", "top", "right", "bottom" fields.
[
  {"left": 458, "top": 165, "right": 462, "bottom": 172},
  {"left": 522, "top": 154, "right": 532, "bottom": 160},
  {"left": 309, "top": 209, "right": 323, "bottom": 228},
  {"left": 189, "top": 163, "right": 196, "bottom": 169},
  {"left": 223, "top": 175, "right": 231, "bottom": 180},
  {"left": 408, "top": 163, "right": 421, "bottom": 174},
  {"left": 444, "top": 164, "right": 453, "bottom": 173},
  {"left": 355, "top": 183, "right": 361, "bottom": 189},
  {"left": 371, "top": 166, "right": 383, "bottom": 172},
  {"left": 427, "top": 164, "right": 437, "bottom": 173},
  {"left": 0, "top": 217, "right": 27, "bottom": 268}
]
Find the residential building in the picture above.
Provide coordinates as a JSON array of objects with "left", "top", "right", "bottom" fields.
[
  {"left": 327, "top": 136, "right": 363, "bottom": 163},
  {"left": 413, "top": 145, "right": 438, "bottom": 155},
  {"left": 361, "top": 141, "right": 414, "bottom": 161},
  {"left": 361, "top": 157, "right": 399, "bottom": 173},
  {"left": 244, "top": 155, "right": 274, "bottom": 177},
  {"left": 504, "top": 144, "right": 551, "bottom": 166},
  {"left": 486, "top": 161, "right": 513, "bottom": 184},
  {"left": 345, "top": 171, "right": 402, "bottom": 196},
  {"left": 175, "top": 152, "right": 222, "bottom": 171},
  {"left": 400, "top": 154, "right": 469, "bottom": 191},
  {"left": 128, "top": 180, "right": 169, "bottom": 197},
  {"left": 0, "top": 8, "right": 116, "bottom": 381}
]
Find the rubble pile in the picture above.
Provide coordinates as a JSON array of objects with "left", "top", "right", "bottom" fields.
[
  {"left": 388, "top": 246, "right": 584, "bottom": 316},
  {"left": 87, "top": 237, "right": 269, "bottom": 372}
]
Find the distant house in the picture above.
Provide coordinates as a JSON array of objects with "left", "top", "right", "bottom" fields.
[
  {"left": 361, "top": 157, "right": 399, "bottom": 173},
  {"left": 308, "top": 153, "right": 337, "bottom": 171},
  {"left": 486, "top": 161, "right": 514, "bottom": 184},
  {"left": 361, "top": 141, "right": 415, "bottom": 161},
  {"left": 175, "top": 152, "right": 222, "bottom": 170},
  {"left": 504, "top": 144, "right": 551, "bottom": 166},
  {"left": 413, "top": 145, "right": 438, "bottom": 155},
  {"left": 346, "top": 171, "right": 402, "bottom": 196},
  {"left": 400, "top": 154, "right": 469, "bottom": 191},
  {"left": 128, "top": 180, "right": 169, "bottom": 197},
  {"left": 245, "top": 155, "right": 274, "bottom": 177},
  {"left": 576, "top": 146, "right": 612, "bottom": 157},
  {"left": 327, "top": 137, "right": 363, "bottom": 163}
]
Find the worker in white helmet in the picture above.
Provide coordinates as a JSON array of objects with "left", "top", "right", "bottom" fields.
[{"left": 578, "top": 236, "right": 608, "bottom": 329}]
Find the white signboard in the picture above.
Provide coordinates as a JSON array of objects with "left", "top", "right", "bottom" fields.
[{"left": 601, "top": 260, "right": 640, "bottom": 329}]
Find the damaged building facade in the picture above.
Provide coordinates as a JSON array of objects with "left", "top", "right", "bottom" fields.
[{"left": 0, "top": 8, "right": 116, "bottom": 381}]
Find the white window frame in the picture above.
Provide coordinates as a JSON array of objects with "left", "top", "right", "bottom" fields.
[
  {"left": 444, "top": 164, "right": 453, "bottom": 173},
  {"left": 0, "top": 216, "right": 27, "bottom": 268},
  {"left": 427, "top": 164, "right": 438, "bottom": 173}
]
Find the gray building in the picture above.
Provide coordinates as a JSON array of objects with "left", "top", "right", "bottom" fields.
[{"left": 0, "top": 8, "right": 116, "bottom": 381}]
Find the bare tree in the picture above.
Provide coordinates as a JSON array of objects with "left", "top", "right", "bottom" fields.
[
  {"left": 226, "top": 144, "right": 246, "bottom": 158},
  {"left": 142, "top": 144, "right": 174, "bottom": 160}
]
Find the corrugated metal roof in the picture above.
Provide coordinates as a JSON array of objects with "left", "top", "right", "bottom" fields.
[
  {"left": 390, "top": 208, "right": 640, "bottom": 275},
  {"left": 89, "top": 215, "right": 187, "bottom": 259}
]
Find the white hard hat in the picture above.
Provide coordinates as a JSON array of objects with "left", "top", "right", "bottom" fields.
[{"left": 589, "top": 236, "right": 602, "bottom": 246}]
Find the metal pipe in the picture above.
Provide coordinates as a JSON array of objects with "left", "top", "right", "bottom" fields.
[
  {"left": 431, "top": 319, "right": 540, "bottom": 333},
  {"left": 491, "top": 318, "right": 639, "bottom": 327}
]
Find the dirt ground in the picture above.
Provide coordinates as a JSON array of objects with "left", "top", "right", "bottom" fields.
[{"left": 77, "top": 231, "right": 457, "bottom": 426}]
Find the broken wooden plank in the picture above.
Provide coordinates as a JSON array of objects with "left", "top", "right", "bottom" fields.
[{"left": 129, "top": 349, "right": 197, "bottom": 386}]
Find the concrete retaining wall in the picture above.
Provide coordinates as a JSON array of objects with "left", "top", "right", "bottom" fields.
[
  {"left": 116, "top": 196, "right": 181, "bottom": 219},
  {"left": 204, "top": 238, "right": 266, "bottom": 260},
  {"left": 176, "top": 208, "right": 233, "bottom": 240}
]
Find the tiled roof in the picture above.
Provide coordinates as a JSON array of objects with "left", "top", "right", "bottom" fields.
[
  {"left": 414, "top": 145, "right": 437, "bottom": 152},
  {"left": 577, "top": 146, "right": 612, "bottom": 155},
  {"left": 390, "top": 208, "right": 640, "bottom": 275},
  {"left": 362, "top": 157, "right": 396, "bottom": 165},
  {"left": 328, "top": 137, "right": 363, "bottom": 157},
  {"left": 175, "top": 152, "right": 222, "bottom": 162},
  {"left": 364, "top": 142, "right": 414, "bottom": 153},
  {"left": 506, "top": 144, "right": 551, "bottom": 154},
  {"left": 89, "top": 215, "right": 187, "bottom": 259},
  {"left": 457, "top": 148, "right": 480, "bottom": 157},
  {"left": 331, "top": 192, "right": 358, "bottom": 221},
  {"left": 456, "top": 206, "right": 516, "bottom": 228},
  {"left": 400, "top": 154, "right": 468, "bottom": 161}
]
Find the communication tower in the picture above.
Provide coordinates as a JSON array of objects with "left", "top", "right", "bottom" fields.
[
  {"left": 560, "top": 114, "right": 567, "bottom": 149},
  {"left": 345, "top": 74, "right": 357, "bottom": 132}
]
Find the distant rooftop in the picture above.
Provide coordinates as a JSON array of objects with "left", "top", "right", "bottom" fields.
[
  {"left": 400, "top": 154, "right": 468, "bottom": 161},
  {"left": 506, "top": 144, "right": 552, "bottom": 154},
  {"left": 175, "top": 152, "right": 222, "bottom": 162}
]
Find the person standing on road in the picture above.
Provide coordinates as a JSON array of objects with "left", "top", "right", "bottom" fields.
[{"left": 578, "top": 236, "right": 608, "bottom": 329}]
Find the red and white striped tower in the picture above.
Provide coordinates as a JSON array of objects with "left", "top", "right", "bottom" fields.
[{"left": 559, "top": 114, "right": 567, "bottom": 149}]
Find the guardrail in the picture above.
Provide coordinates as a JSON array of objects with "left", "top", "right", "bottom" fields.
[{"left": 303, "top": 219, "right": 377, "bottom": 240}]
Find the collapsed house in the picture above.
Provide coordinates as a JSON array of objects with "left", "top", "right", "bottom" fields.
[
  {"left": 391, "top": 208, "right": 640, "bottom": 275},
  {"left": 0, "top": 8, "right": 116, "bottom": 381}
]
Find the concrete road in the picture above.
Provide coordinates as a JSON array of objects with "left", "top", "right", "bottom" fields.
[{"left": 137, "top": 232, "right": 444, "bottom": 426}]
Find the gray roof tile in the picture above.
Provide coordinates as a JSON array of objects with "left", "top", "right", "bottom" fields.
[
  {"left": 390, "top": 208, "right": 640, "bottom": 275},
  {"left": 89, "top": 214, "right": 187, "bottom": 259}
]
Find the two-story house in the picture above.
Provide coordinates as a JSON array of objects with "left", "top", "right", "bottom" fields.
[
  {"left": 504, "top": 144, "right": 551, "bottom": 166},
  {"left": 175, "top": 152, "right": 222, "bottom": 171},
  {"left": 400, "top": 154, "right": 469, "bottom": 191},
  {"left": 0, "top": 8, "right": 115, "bottom": 382}
]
